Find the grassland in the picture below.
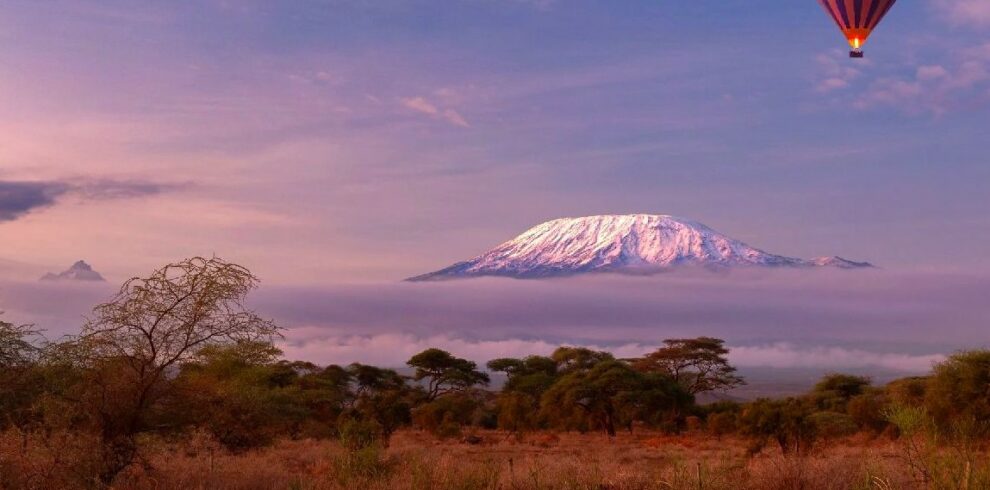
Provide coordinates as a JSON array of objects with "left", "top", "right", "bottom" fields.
[{"left": 6, "top": 428, "right": 985, "bottom": 489}]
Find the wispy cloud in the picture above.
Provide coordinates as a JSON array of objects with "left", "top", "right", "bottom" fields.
[{"left": 400, "top": 96, "right": 471, "bottom": 128}]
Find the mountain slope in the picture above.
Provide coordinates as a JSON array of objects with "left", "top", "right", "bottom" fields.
[
  {"left": 408, "top": 214, "right": 872, "bottom": 281},
  {"left": 40, "top": 260, "right": 106, "bottom": 282}
]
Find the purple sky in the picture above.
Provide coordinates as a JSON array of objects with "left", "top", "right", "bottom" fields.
[{"left": 1, "top": 0, "right": 989, "bottom": 371}]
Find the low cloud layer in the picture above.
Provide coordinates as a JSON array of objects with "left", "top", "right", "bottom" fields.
[
  {"left": 278, "top": 333, "right": 944, "bottom": 373},
  {"left": 1, "top": 270, "right": 982, "bottom": 373}
]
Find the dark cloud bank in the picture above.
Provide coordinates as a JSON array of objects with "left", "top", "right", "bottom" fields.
[
  {"left": 0, "top": 179, "right": 182, "bottom": 221},
  {"left": 2, "top": 269, "right": 986, "bottom": 373},
  {"left": 0, "top": 181, "right": 68, "bottom": 221}
]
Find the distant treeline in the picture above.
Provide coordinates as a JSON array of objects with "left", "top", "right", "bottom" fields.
[{"left": 1, "top": 257, "right": 988, "bottom": 486}]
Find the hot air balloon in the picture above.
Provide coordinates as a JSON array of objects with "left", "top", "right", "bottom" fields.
[{"left": 818, "top": 0, "right": 898, "bottom": 58}]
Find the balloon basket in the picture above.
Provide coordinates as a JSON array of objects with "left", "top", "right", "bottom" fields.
[{"left": 849, "top": 50, "right": 864, "bottom": 58}]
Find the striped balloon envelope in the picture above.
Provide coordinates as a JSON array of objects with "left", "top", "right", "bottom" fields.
[{"left": 818, "top": 0, "right": 898, "bottom": 57}]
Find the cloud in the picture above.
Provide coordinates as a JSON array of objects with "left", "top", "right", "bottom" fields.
[
  {"left": 0, "top": 178, "right": 183, "bottom": 223},
  {"left": 728, "top": 343, "right": 945, "bottom": 373},
  {"left": 277, "top": 332, "right": 944, "bottom": 373},
  {"left": 814, "top": 52, "right": 863, "bottom": 93},
  {"left": 849, "top": 43, "right": 990, "bottom": 115},
  {"left": 400, "top": 96, "right": 471, "bottom": 127},
  {"left": 72, "top": 179, "right": 185, "bottom": 200},
  {"left": 1, "top": 270, "right": 983, "bottom": 373},
  {"left": 931, "top": 0, "right": 990, "bottom": 26},
  {"left": 0, "top": 181, "right": 70, "bottom": 222}
]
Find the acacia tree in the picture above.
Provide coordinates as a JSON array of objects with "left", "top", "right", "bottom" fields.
[
  {"left": 488, "top": 355, "right": 559, "bottom": 432},
  {"left": 71, "top": 257, "right": 280, "bottom": 484},
  {"left": 540, "top": 359, "right": 647, "bottom": 437},
  {"left": 345, "top": 363, "right": 417, "bottom": 443},
  {"left": 634, "top": 337, "right": 744, "bottom": 395},
  {"left": 407, "top": 348, "right": 489, "bottom": 401}
]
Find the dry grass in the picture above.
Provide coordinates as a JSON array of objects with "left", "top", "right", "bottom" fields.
[{"left": 2, "top": 429, "right": 983, "bottom": 489}]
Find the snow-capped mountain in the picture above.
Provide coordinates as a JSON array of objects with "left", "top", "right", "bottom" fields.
[
  {"left": 40, "top": 260, "right": 106, "bottom": 282},
  {"left": 408, "top": 214, "right": 872, "bottom": 281}
]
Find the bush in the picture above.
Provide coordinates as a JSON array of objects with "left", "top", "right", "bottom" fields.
[
  {"left": 411, "top": 394, "right": 481, "bottom": 436},
  {"left": 808, "top": 411, "right": 857, "bottom": 441},
  {"left": 708, "top": 412, "right": 737, "bottom": 438},
  {"left": 925, "top": 351, "right": 990, "bottom": 435},
  {"left": 847, "top": 392, "right": 889, "bottom": 433},
  {"left": 330, "top": 445, "right": 392, "bottom": 485},
  {"left": 338, "top": 417, "right": 383, "bottom": 450}
]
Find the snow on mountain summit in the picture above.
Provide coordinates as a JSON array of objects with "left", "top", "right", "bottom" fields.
[{"left": 408, "top": 214, "right": 872, "bottom": 280}]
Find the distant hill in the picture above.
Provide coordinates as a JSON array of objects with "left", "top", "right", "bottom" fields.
[{"left": 40, "top": 260, "right": 106, "bottom": 282}]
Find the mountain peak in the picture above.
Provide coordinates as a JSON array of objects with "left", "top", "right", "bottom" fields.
[
  {"left": 408, "top": 214, "right": 873, "bottom": 281},
  {"left": 40, "top": 260, "right": 106, "bottom": 282}
]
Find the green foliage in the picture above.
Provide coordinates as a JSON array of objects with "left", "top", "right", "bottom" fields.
[
  {"left": 337, "top": 417, "right": 383, "bottom": 450},
  {"left": 345, "top": 363, "right": 417, "bottom": 441},
  {"left": 540, "top": 358, "right": 688, "bottom": 437},
  {"left": 0, "top": 318, "right": 45, "bottom": 430},
  {"left": 550, "top": 347, "right": 613, "bottom": 373},
  {"left": 925, "top": 351, "right": 990, "bottom": 435},
  {"left": 171, "top": 341, "right": 304, "bottom": 450},
  {"left": 330, "top": 444, "right": 393, "bottom": 485},
  {"left": 810, "top": 373, "right": 872, "bottom": 412},
  {"left": 411, "top": 393, "right": 483, "bottom": 437},
  {"left": 847, "top": 392, "right": 889, "bottom": 433},
  {"left": 408, "top": 348, "right": 490, "bottom": 401},
  {"left": 885, "top": 376, "right": 928, "bottom": 407},
  {"left": 633, "top": 337, "right": 744, "bottom": 395},
  {"left": 739, "top": 398, "right": 817, "bottom": 455},
  {"left": 808, "top": 411, "right": 858, "bottom": 440},
  {"left": 707, "top": 411, "right": 738, "bottom": 439}
]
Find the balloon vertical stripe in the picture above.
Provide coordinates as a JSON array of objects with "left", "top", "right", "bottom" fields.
[
  {"left": 855, "top": 0, "right": 870, "bottom": 28},
  {"left": 869, "top": 0, "right": 896, "bottom": 30},
  {"left": 820, "top": 0, "right": 845, "bottom": 29},
  {"left": 863, "top": 0, "right": 883, "bottom": 29},
  {"left": 844, "top": 0, "right": 859, "bottom": 28},
  {"left": 834, "top": 0, "right": 852, "bottom": 29},
  {"left": 818, "top": 0, "right": 898, "bottom": 50}
]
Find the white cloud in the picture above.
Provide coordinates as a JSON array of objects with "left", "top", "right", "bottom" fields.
[
  {"left": 852, "top": 43, "right": 990, "bottom": 115},
  {"left": 816, "top": 77, "right": 850, "bottom": 93},
  {"left": 814, "top": 52, "right": 863, "bottom": 93},
  {"left": 931, "top": 0, "right": 990, "bottom": 26},
  {"left": 278, "top": 330, "right": 943, "bottom": 373},
  {"left": 401, "top": 96, "right": 471, "bottom": 127},
  {"left": 441, "top": 109, "right": 470, "bottom": 127},
  {"left": 728, "top": 343, "right": 945, "bottom": 373},
  {"left": 916, "top": 65, "right": 949, "bottom": 81},
  {"left": 401, "top": 96, "right": 440, "bottom": 116}
]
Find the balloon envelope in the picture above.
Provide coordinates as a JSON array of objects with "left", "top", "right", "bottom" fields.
[{"left": 818, "top": 0, "right": 897, "bottom": 49}]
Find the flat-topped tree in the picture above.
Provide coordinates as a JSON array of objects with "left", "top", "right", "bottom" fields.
[
  {"left": 407, "top": 348, "right": 489, "bottom": 401},
  {"left": 633, "top": 337, "right": 744, "bottom": 396}
]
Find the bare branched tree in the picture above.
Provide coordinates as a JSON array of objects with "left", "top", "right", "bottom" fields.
[
  {"left": 0, "top": 316, "right": 40, "bottom": 369},
  {"left": 74, "top": 256, "right": 281, "bottom": 484}
]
